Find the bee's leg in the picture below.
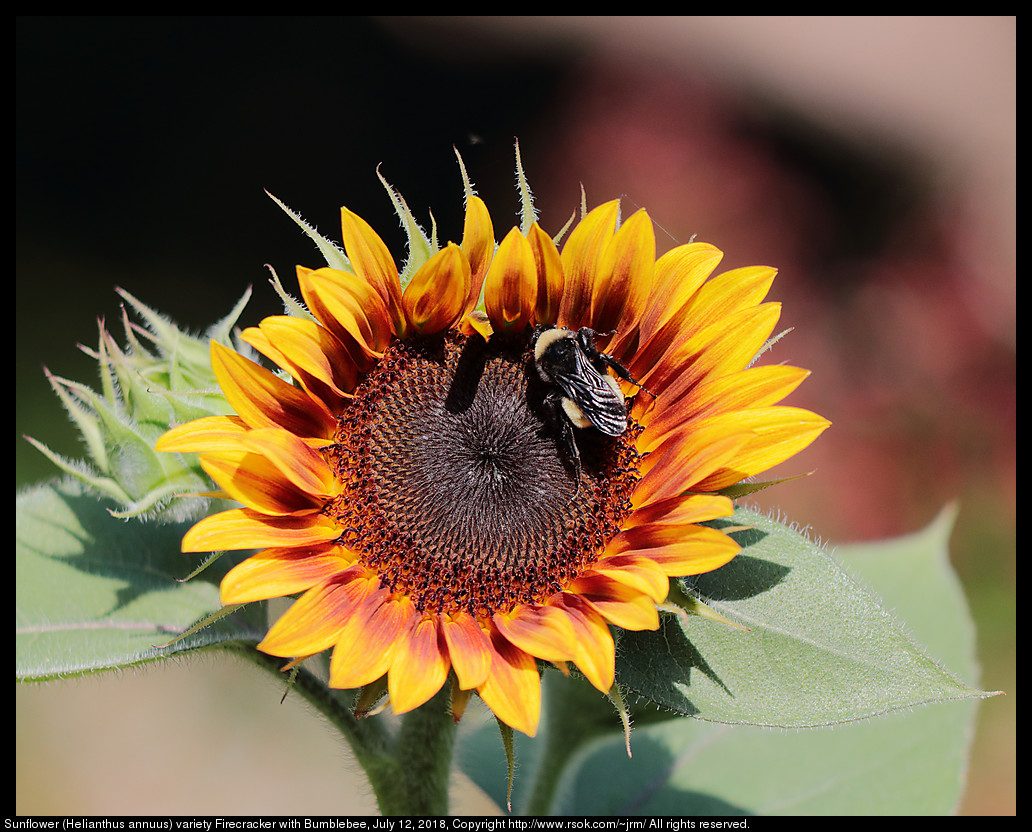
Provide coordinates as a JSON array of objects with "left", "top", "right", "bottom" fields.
[
  {"left": 603, "top": 356, "right": 654, "bottom": 397},
  {"left": 545, "top": 391, "right": 582, "bottom": 494},
  {"left": 576, "top": 327, "right": 616, "bottom": 357},
  {"left": 597, "top": 350, "right": 656, "bottom": 399},
  {"left": 577, "top": 328, "right": 654, "bottom": 397}
]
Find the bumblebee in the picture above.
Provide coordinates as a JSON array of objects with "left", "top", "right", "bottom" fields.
[{"left": 532, "top": 326, "right": 651, "bottom": 487}]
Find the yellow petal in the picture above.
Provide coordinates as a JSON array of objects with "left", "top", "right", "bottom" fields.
[
  {"left": 527, "top": 222, "right": 565, "bottom": 326},
  {"left": 587, "top": 553, "right": 670, "bottom": 603},
  {"left": 558, "top": 200, "right": 619, "bottom": 329},
  {"left": 297, "top": 266, "right": 392, "bottom": 368},
  {"left": 679, "top": 265, "right": 778, "bottom": 337},
  {"left": 220, "top": 543, "right": 358, "bottom": 604},
  {"left": 608, "top": 523, "right": 741, "bottom": 577},
  {"left": 340, "top": 206, "right": 405, "bottom": 334},
  {"left": 641, "top": 303, "right": 782, "bottom": 398},
  {"left": 441, "top": 610, "right": 492, "bottom": 690},
  {"left": 484, "top": 227, "right": 537, "bottom": 335},
  {"left": 402, "top": 243, "right": 472, "bottom": 335},
  {"left": 692, "top": 407, "right": 831, "bottom": 491},
  {"left": 590, "top": 208, "right": 655, "bottom": 336},
  {"left": 181, "top": 507, "right": 340, "bottom": 552},
  {"left": 641, "top": 364, "right": 811, "bottom": 451},
  {"left": 461, "top": 195, "right": 495, "bottom": 317},
  {"left": 389, "top": 614, "right": 451, "bottom": 714},
  {"left": 477, "top": 626, "right": 541, "bottom": 737},
  {"left": 637, "top": 242, "right": 724, "bottom": 343},
  {"left": 156, "top": 415, "right": 248, "bottom": 453},
  {"left": 210, "top": 341, "right": 337, "bottom": 441}
]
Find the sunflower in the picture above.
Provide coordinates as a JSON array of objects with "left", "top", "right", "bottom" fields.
[{"left": 156, "top": 160, "right": 828, "bottom": 737}]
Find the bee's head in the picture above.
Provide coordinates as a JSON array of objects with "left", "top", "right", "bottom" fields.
[{"left": 532, "top": 325, "right": 573, "bottom": 363}]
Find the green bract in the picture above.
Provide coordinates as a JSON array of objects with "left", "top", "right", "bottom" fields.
[{"left": 25, "top": 288, "right": 254, "bottom": 522}]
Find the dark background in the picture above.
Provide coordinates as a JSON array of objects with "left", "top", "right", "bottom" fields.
[{"left": 17, "top": 16, "right": 1014, "bottom": 814}]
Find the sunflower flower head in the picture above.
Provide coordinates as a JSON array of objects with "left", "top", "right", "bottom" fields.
[{"left": 156, "top": 148, "right": 829, "bottom": 737}]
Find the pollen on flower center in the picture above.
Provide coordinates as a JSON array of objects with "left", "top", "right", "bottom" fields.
[{"left": 325, "top": 330, "right": 642, "bottom": 618}]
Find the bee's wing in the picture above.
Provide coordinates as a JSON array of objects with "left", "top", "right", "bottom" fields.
[{"left": 554, "top": 349, "right": 629, "bottom": 436}]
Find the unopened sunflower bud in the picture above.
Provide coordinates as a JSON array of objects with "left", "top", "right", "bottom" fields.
[{"left": 27, "top": 287, "right": 254, "bottom": 523}]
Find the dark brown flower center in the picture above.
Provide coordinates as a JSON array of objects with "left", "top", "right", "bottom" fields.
[{"left": 325, "top": 330, "right": 641, "bottom": 617}]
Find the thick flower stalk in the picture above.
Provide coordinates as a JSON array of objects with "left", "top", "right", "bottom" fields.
[{"left": 156, "top": 152, "right": 829, "bottom": 737}]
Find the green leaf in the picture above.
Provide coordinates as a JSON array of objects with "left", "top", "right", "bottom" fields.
[
  {"left": 458, "top": 506, "right": 993, "bottom": 814},
  {"left": 617, "top": 507, "right": 984, "bottom": 726},
  {"left": 16, "top": 478, "right": 265, "bottom": 681}
]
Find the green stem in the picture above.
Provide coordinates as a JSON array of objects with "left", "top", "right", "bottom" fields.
[
  {"left": 242, "top": 647, "right": 455, "bottom": 815},
  {"left": 390, "top": 688, "right": 457, "bottom": 815},
  {"left": 523, "top": 672, "right": 613, "bottom": 815}
]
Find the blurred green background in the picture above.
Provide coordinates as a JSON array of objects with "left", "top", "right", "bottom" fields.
[{"left": 17, "top": 16, "right": 1014, "bottom": 815}]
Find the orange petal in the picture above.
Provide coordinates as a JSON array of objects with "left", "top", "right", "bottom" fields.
[
  {"left": 566, "top": 573, "right": 659, "bottom": 631},
  {"left": 461, "top": 195, "right": 495, "bottom": 317},
  {"left": 632, "top": 429, "right": 752, "bottom": 508},
  {"left": 402, "top": 243, "right": 472, "bottom": 336},
  {"left": 220, "top": 543, "right": 358, "bottom": 604},
  {"left": 549, "top": 594, "right": 615, "bottom": 693},
  {"left": 558, "top": 200, "right": 619, "bottom": 329},
  {"left": 199, "top": 451, "right": 324, "bottom": 516},
  {"left": 297, "top": 266, "right": 392, "bottom": 368},
  {"left": 450, "top": 684, "right": 474, "bottom": 725},
  {"left": 493, "top": 604, "right": 578, "bottom": 663},
  {"left": 587, "top": 552, "right": 670, "bottom": 603},
  {"left": 239, "top": 427, "right": 339, "bottom": 498},
  {"left": 340, "top": 206, "right": 405, "bottom": 334},
  {"left": 210, "top": 341, "right": 337, "bottom": 441},
  {"left": 441, "top": 610, "right": 492, "bottom": 690},
  {"left": 245, "top": 315, "right": 358, "bottom": 401},
  {"left": 484, "top": 227, "right": 537, "bottom": 335},
  {"left": 458, "top": 309, "right": 494, "bottom": 341},
  {"left": 181, "top": 507, "right": 340, "bottom": 552},
  {"left": 257, "top": 567, "right": 372, "bottom": 657},
  {"left": 590, "top": 208, "right": 655, "bottom": 336},
  {"left": 329, "top": 591, "right": 417, "bottom": 690},
  {"left": 388, "top": 614, "right": 451, "bottom": 714},
  {"left": 477, "top": 625, "right": 541, "bottom": 737},
  {"left": 527, "top": 223, "right": 564, "bottom": 326}
]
